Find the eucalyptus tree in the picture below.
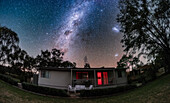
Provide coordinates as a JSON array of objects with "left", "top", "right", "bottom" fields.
[
  {"left": 117, "top": 0, "right": 170, "bottom": 72},
  {"left": 35, "top": 48, "right": 75, "bottom": 68},
  {"left": 62, "top": 61, "right": 76, "bottom": 68},
  {"left": 117, "top": 54, "right": 143, "bottom": 70},
  {"left": 50, "top": 48, "right": 64, "bottom": 67},
  {"left": 0, "top": 26, "right": 19, "bottom": 66}
]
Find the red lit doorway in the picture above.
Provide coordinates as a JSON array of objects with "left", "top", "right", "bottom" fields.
[
  {"left": 97, "top": 72, "right": 102, "bottom": 85},
  {"left": 103, "top": 72, "right": 108, "bottom": 85},
  {"left": 97, "top": 72, "right": 108, "bottom": 85}
]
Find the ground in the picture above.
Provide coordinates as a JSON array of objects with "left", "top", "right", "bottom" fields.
[{"left": 0, "top": 74, "right": 170, "bottom": 103}]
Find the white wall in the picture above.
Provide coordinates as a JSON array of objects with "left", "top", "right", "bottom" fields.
[
  {"left": 116, "top": 70, "right": 127, "bottom": 84},
  {"left": 38, "top": 71, "right": 71, "bottom": 89}
]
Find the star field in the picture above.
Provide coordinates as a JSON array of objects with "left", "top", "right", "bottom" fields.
[{"left": 0, "top": 0, "right": 124, "bottom": 67}]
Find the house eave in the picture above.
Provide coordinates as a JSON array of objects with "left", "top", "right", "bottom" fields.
[{"left": 37, "top": 67, "right": 126, "bottom": 72}]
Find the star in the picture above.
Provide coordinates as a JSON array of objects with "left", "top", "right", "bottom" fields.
[
  {"left": 0, "top": 0, "right": 123, "bottom": 67},
  {"left": 55, "top": 0, "right": 92, "bottom": 53},
  {"left": 100, "top": 9, "right": 103, "bottom": 12}
]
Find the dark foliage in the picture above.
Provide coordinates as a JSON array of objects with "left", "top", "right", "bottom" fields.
[
  {"left": 0, "top": 26, "right": 34, "bottom": 81},
  {"left": 0, "top": 74, "right": 19, "bottom": 86},
  {"left": 84, "top": 63, "right": 91, "bottom": 68},
  {"left": 0, "top": 65, "right": 6, "bottom": 74},
  {"left": 0, "top": 26, "right": 19, "bottom": 66},
  {"left": 80, "top": 85, "right": 137, "bottom": 97},
  {"left": 35, "top": 49, "right": 76, "bottom": 68},
  {"left": 117, "top": 0, "right": 170, "bottom": 72},
  {"left": 22, "top": 82, "right": 69, "bottom": 97}
]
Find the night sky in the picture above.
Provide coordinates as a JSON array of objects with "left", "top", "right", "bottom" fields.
[{"left": 0, "top": 0, "right": 124, "bottom": 67}]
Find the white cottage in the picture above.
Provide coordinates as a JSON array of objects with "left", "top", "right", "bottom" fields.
[{"left": 38, "top": 67, "right": 127, "bottom": 90}]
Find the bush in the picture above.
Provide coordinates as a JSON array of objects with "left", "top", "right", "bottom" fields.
[
  {"left": 22, "top": 82, "right": 69, "bottom": 97},
  {"left": 0, "top": 66, "right": 7, "bottom": 74},
  {"left": 80, "top": 85, "right": 137, "bottom": 97},
  {"left": 0, "top": 74, "right": 19, "bottom": 86}
]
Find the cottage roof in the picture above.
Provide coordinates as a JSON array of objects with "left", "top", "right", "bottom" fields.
[{"left": 37, "top": 67, "right": 126, "bottom": 71}]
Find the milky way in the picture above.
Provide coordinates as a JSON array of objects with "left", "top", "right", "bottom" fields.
[
  {"left": 0, "top": 0, "right": 124, "bottom": 67},
  {"left": 55, "top": 0, "right": 93, "bottom": 53}
]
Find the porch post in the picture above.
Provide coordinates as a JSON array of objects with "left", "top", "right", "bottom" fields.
[
  {"left": 71, "top": 69, "right": 73, "bottom": 86},
  {"left": 94, "top": 70, "right": 96, "bottom": 87},
  {"left": 115, "top": 69, "right": 117, "bottom": 85},
  {"left": 112, "top": 70, "right": 114, "bottom": 84},
  {"left": 113, "top": 69, "right": 116, "bottom": 84}
]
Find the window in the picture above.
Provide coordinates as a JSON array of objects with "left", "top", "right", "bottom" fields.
[
  {"left": 118, "top": 71, "right": 122, "bottom": 78},
  {"left": 76, "top": 72, "right": 88, "bottom": 80},
  {"left": 97, "top": 72, "right": 109, "bottom": 85},
  {"left": 41, "top": 70, "right": 49, "bottom": 78}
]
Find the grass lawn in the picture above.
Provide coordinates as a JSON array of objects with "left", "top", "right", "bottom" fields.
[{"left": 0, "top": 74, "right": 170, "bottom": 103}]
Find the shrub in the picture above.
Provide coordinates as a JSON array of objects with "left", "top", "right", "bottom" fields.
[
  {"left": 0, "top": 67, "right": 5, "bottom": 74},
  {"left": 0, "top": 74, "right": 19, "bottom": 86},
  {"left": 80, "top": 84, "right": 137, "bottom": 97},
  {"left": 22, "top": 82, "right": 69, "bottom": 97}
]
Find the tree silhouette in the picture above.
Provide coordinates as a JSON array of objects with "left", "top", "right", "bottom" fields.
[
  {"left": 153, "top": 50, "right": 168, "bottom": 72},
  {"left": 62, "top": 61, "right": 76, "bottom": 68},
  {"left": 50, "top": 48, "right": 64, "bottom": 67},
  {"left": 36, "top": 50, "right": 51, "bottom": 67},
  {"left": 35, "top": 48, "right": 75, "bottom": 68},
  {"left": 117, "top": 0, "right": 170, "bottom": 72},
  {"left": 117, "top": 54, "right": 143, "bottom": 70},
  {"left": 84, "top": 63, "right": 91, "bottom": 68},
  {"left": 0, "top": 26, "right": 34, "bottom": 79},
  {"left": 117, "top": 55, "right": 131, "bottom": 69},
  {"left": 0, "top": 26, "right": 19, "bottom": 66}
]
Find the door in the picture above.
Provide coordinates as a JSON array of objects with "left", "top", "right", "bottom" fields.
[{"left": 97, "top": 72, "right": 102, "bottom": 85}]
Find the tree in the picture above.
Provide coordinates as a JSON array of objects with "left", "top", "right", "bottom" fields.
[
  {"left": 10, "top": 47, "right": 34, "bottom": 80},
  {"left": 84, "top": 63, "right": 91, "bottom": 68},
  {"left": 22, "top": 53, "right": 35, "bottom": 72},
  {"left": 0, "top": 26, "right": 36, "bottom": 80},
  {"left": 117, "top": 0, "right": 170, "bottom": 72},
  {"left": 153, "top": 50, "right": 168, "bottom": 71},
  {"left": 0, "top": 26, "right": 19, "bottom": 66},
  {"left": 62, "top": 61, "right": 76, "bottom": 68},
  {"left": 50, "top": 48, "right": 64, "bottom": 67},
  {"left": 35, "top": 48, "right": 75, "bottom": 68},
  {"left": 117, "top": 54, "right": 143, "bottom": 70},
  {"left": 117, "top": 54, "right": 131, "bottom": 69},
  {"left": 130, "top": 57, "right": 143, "bottom": 70},
  {"left": 36, "top": 50, "right": 51, "bottom": 67}
]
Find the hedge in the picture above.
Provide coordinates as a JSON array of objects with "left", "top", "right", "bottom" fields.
[
  {"left": 22, "top": 82, "right": 69, "bottom": 97},
  {"left": 0, "top": 67, "right": 5, "bottom": 74},
  {"left": 0, "top": 74, "right": 19, "bottom": 86},
  {"left": 80, "top": 84, "right": 137, "bottom": 97}
]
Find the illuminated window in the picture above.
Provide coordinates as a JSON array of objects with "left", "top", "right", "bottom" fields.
[{"left": 97, "top": 72, "right": 102, "bottom": 85}]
